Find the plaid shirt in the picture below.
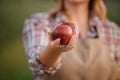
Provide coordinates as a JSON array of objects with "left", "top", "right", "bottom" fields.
[{"left": 23, "top": 12, "right": 120, "bottom": 80}]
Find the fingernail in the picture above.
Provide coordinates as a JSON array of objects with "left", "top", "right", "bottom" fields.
[
  {"left": 48, "top": 32, "right": 52, "bottom": 35},
  {"left": 73, "top": 25, "right": 79, "bottom": 34},
  {"left": 70, "top": 35, "right": 75, "bottom": 41},
  {"left": 55, "top": 38, "right": 61, "bottom": 44}
]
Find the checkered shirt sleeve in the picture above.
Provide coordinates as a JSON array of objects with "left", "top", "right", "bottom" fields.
[
  {"left": 102, "top": 21, "right": 120, "bottom": 66},
  {"left": 23, "top": 13, "right": 61, "bottom": 79}
]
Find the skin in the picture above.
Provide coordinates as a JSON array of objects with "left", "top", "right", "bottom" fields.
[{"left": 39, "top": 0, "right": 90, "bottom": 67}]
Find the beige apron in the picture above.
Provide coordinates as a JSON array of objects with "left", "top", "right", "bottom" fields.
[{"left": 47, "top": 27, "right": 120, "bottom": 80}]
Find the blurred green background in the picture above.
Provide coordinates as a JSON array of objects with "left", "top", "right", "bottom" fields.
[{"left": 0, "top": 0, "right": 119, "bottom": 80}]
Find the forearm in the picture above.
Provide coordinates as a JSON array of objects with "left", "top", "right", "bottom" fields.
[{"left": 39, "top": 45, "right": 63, "bottom": 67}]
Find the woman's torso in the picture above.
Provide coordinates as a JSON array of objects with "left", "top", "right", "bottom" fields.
[
  {"left": 47, "top": 38, "right": 118, "bottom": 80},
  {"left": 29, "top": 12, "right": 120, "bottom": 80}
]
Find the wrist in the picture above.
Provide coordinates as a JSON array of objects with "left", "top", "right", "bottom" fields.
[{"left": 40, "top": 45, "right": 63, "bottom": 67}]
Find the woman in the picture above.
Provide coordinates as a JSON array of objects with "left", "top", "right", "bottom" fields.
[{"left": 23, "top": 0, "right": 120, "bottom": 80}]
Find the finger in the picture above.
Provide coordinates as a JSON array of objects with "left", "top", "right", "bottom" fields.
[
  {"left": 58, "top": 45, "right": 67, "bottom": 50},
  {"left": 48, "top": 31, "right": 52, "bottom": 36},
  {"left": 66, "top": 35, "right": 75, "bottom": 49},
  {"left": 57, "top": 44, "right": 73, "bottom": 52},
  {"left": 48, "top": 32, "right": 53, "bottom": 41},
  {"left": 68, "top": 35, "right": 75, "bottom": 45},
  {"left": 52, "top": 38, "right": 61, "bottom": 47},
  {"left": 57, "top": 46, "right": 72, "bottom": 52},
  {"left": 57, "top": 45, "right": 66, "bottom": 52},
  {"left": 56, "top": 35, "right": 76, "bottom": 52},
  {"left": 73, "top": 24, "right": 79, "bottom": 34}
]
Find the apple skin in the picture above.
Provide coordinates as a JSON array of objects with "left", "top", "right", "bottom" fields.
[
  {"left": 61, "top": 22, "right": 76, "bottom": 31},
  {"left": 51, "top": 24, "right": 73, "bottom": 45}
]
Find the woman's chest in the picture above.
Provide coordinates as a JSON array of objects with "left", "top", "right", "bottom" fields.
[{"left": 47, "top": 39, "right": 118, "bottom": 80}]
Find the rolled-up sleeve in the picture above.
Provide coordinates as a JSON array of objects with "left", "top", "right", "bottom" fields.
[
  {"left": 108, "top": 21, "right": 120, "bottom": 67},
  {"left": 23, "top": 14, "right": 61, "bottom": 79},
  {"left": 116, "top": 28, "right": 120, "bottom": 67}
]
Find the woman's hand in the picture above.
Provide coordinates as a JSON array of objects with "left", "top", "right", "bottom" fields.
[
  {"left": 48, "top": 24, "right": 79, "bottom": 53},
  {"left": 39, "top": 23, "right": 79, "bottom": 67}
]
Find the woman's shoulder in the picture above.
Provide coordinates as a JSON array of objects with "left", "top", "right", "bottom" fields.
[
  {"left": 24, "top": 12, "right": 52, "bottom": 29},
  {"left": 102, "top": 20, "right": 120, "bottom": 44},
  {"left": 107, "top": 20, "right": 119, "bottom": 27},
  {"left": 28, "top": 12, "right": 51, "bottom": 21},
  {"left": 100, "top": 19, "right": 120, "bottom": 40},
  {"left": 105, "top": 20, "right": 120, "bottom": 32}
]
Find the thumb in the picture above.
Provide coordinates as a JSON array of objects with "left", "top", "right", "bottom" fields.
[
  {"left": 52, "top": 38, "right": 61, "bottom": 47},
  {"left": 48, "top": 32, "right": 53, "bottom": 41}
]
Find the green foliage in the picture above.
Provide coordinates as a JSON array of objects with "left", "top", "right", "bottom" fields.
[{"left": 0, "top": 1, "right": 54, "bottom": 80}]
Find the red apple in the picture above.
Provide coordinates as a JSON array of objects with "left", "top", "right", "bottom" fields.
[
  {"left": 51, "top": 24, "right": 73, "bottom": 45},
  {"left": 61, "top": 22, "right": 76, "bottom": 31}
]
